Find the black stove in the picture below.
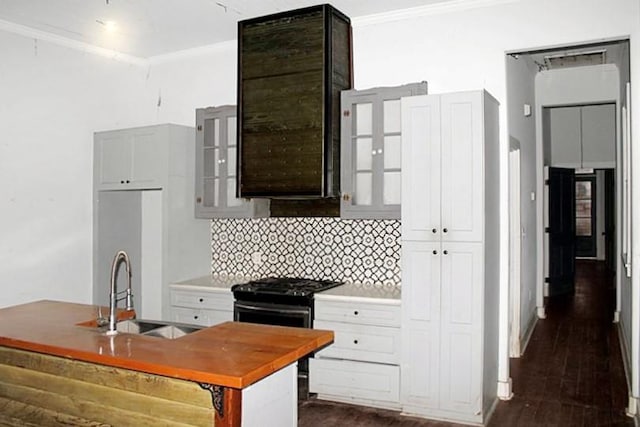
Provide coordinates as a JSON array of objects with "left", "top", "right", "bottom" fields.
[
  {"left": 231, "top": 277, "right": 344, "bottom": 305},
  {"left": 231, "top": 277, "right": 343, "bottom": 400}
]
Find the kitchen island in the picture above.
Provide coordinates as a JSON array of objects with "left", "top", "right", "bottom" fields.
[{"left": 0, "top": 300, "right": 333, "bottom": 426}]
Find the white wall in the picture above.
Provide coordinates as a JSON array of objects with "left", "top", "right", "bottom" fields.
[
  {"left": 505, "top": 54, "right": 537, "bottom": 344},
  {"left": 0, "top": 31, "right": 153, "bottom": 308},
  {"left": 2, "top": 2, "right": 640, "bottom": 397}
]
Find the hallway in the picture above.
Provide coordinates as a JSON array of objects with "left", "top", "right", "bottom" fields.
[
  {"left": 490, "top": 260, "right": 632, "bottom": 426},
  {"left": 299, "top": 260, "right": 633, "bottom": 426}
]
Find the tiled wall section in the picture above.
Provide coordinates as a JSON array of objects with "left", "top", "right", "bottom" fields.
[{"left": 211, "top": 218, "right": 401, "bottom": 286}]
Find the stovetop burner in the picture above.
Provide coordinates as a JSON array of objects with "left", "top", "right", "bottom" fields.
[{"left": 231, "top": 277, "right": 344, "bottom": 302}]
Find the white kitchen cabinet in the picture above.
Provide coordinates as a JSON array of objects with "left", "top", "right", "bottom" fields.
[
  {"left": 400, "top": 90, "right": 500, "bottom": 424},
  {"left": 549, "top": 103, "right": 615, "bottom": 169},
  {"left": 310, "top": 297, "right": 401, "bottom": 409},
  {"left": 95, "top": 126, "right": 166, "bottom": 190},
  {"left": 195, "top": 105, "right": 269, "bottom": 218},
  {"left": 169, "top": 286, "right": 233, "bottom": 327},
  {"left": 93, "top": 124, "right": 211, "bottom": 321},
  {"left": 340, "top": 82, "right": 427, "bottom": 219},
  {"left": 402, "top": 92, "right": 484, "bottom": 242}
]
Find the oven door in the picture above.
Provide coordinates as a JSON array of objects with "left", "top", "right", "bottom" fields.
[{"left": 233, "top": 301, "right": 311, "bottom": 328}]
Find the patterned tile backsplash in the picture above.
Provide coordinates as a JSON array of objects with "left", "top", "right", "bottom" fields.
[{"left": 211, "top": 217, "right": 401, "bottom": 287}]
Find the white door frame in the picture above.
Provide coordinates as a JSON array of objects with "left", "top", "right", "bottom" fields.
[{"left": 509, "top": 147, "right": 522, "bottom": 357}]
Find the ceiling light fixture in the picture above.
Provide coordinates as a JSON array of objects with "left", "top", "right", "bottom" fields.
[{"left": 96, "top": 19, "right": 118, "bottom": 33}]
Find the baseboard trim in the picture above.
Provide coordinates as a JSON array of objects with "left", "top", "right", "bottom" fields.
[{"left": 520, "top": 311, "right": 539, "bottom": 355}]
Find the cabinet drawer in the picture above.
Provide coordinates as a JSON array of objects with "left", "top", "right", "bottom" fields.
[
  {"left": 314, "top": 299, "right": 400, "bottom": 327},
  {"left": 309, "top": 358, "right": 399, "bottom": 403},
  {"left": 170, "top": 289, "right": 232, "bottom": 311},
  {"left": 315, "top": 320, "right": 400, "bottom": 364},
  {"left": 171, "top": 307, "right": 232, "bottom": 327}
]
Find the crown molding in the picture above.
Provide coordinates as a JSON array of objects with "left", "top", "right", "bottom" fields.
[
  {"left": 0, "top": 19, "right": 148, "bottom": 66},
  {"left": 352, "top": 0, "right": 520, "bottom": 27},
  {"left": 148, "top": 40, "right": 236, "bottom": 65}
]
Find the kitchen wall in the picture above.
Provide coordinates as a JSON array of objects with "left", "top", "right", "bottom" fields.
[
  {"left": 0, "top": 31, "right": 156, "bottom": 308},
  {"left": 2, "top": 0, "right": 639, "bottom": 319},
  {"left": 505, "top": 53, "right": 537, "bottom": 348},
  {"left": 210, "top": 218, "right": 401, "bottom": 287}
]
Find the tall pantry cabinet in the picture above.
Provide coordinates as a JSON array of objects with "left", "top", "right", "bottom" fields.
[{"left": 400, "top": 91, "right": 500, "bottom": 424}]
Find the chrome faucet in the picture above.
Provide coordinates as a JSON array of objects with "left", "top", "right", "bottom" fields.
[{"left": 106, "top": 250, "right": 134, "bottom": 335}]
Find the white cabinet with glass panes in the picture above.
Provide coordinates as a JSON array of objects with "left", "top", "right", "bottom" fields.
[
  {"left": 340, "top": 82, "right": 428, "bottom": 219},
  {"left": 195, "top": 105, "right": 269, "bottom": 218}
]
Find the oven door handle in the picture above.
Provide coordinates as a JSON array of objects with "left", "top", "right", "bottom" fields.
[{"left": 234, "top": 302, "right": 311, "bottom": 316}]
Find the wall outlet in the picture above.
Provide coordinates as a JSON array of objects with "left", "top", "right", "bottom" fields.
[{"left": 251, "top": 251, "right": 263, "bottom": 265}]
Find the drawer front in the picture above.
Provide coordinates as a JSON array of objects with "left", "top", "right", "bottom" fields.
[
  {"left": 171, "top": 307, "right": 232, "bottom": 327},
  {"left": 314, "top": 299, "right": 400, "bottom": 327},
  {"left": 309, "top": 358, "right": 400, "bottom": 403},
  {"left": 170, "top": 289, "right": 233, "bottom": 311},
  {"left": 315, "top": 320, "right": 400, "bottom": 364}
]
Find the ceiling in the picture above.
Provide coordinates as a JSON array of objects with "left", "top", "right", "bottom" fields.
[
  {"left": 516, "top": 40, "right": 629, "bottom": 73},
  {"left": 0, "top": 0, "right": 453, "bottom": 58}
]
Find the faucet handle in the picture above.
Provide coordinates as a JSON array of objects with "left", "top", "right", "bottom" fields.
[{"left": 96, "top": 306, "right": 108, "bottom": 327}]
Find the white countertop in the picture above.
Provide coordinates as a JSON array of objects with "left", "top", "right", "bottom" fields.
[
  {"left": 172, "top": 275, "right": 401, "bottom": 303},
  {"left": 170, "top": 275, "right": 252, "bottom": 290},
  {"left": 316, "top": 282, "right": 401, "bottom": 303}
]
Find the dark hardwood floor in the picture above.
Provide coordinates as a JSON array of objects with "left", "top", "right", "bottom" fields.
[{"left": 298, "top": 260, "right": 633, "bottom": 426}]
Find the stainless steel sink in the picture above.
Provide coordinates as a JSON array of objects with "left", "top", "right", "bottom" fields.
[{"left": 115, "top": 319, "right": 202, "bottom": 339}]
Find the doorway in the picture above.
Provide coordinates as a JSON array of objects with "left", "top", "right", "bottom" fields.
[{"left": 505, "top": 37, "right": 630, "bottom": 402}]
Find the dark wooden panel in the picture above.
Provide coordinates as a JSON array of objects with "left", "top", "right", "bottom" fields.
[
  {"left": 240, "top": 11, "right": 324, "bottom": 80},
  {"left": 269, "top": 198, "right": 340, "bottom": 217},
  {"left": 238, "top": 4, "right": 352, "bottom": 201}
]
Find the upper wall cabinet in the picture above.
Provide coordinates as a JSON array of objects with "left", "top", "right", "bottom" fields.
[
  {"left": 548, "top": 103, "right": 615, "bottom": 169},
  {"left": 237, "top": 4, "right": 352, "bottom": 198},
  {"left": 95, "top": 127, "right": 166, "bottom": 190},
  {"left": 340, "top": 82, "right": 428, "bottom": 219},
  {"left": 195, "top": 106, "right": 269, "bottom": 218}
]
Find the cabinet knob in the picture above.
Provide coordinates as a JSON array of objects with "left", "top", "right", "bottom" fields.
[
  {"left": 433, "top": 250, "right": 437, "bottom": 255},
  {"left": 194, "top": 315, "right": 199, "bottom": 320},
  {"left": 443, "top": 250, "right": 449, "bottom": 255},
  {"left": 354, "top": 310, "right": 359, "bottom": 316},
  {"left": 126, "top": 180, "right": 130, "bottom": 184},
  {"left": 432, "top": 228, "right": 437, "bottom": 233},
  {"left": 199, "top": 298, "right": 204, "bottom": 302},
  {"left": 353, "top": 339, "right": 359, "bottom": 345},
  {"left": 443, "top": 228, "right": 448, "bottom": 233},
  {"left": 120, "top": 180, "right": 125, "bottom": 184}
]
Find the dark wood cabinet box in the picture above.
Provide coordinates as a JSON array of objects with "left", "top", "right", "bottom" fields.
[{"left": 237, "top": 4, "right": 352, "bottom": 199}]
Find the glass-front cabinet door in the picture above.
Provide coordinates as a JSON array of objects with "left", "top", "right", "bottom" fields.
[
  {"left": 341, "top": 82, "right": 428, "bottom": 219},
  {"left": 195, "top": 105, "right": 269, "bottom": 218}
]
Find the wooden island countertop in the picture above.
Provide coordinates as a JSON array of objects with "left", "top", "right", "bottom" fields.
[
  {"left": 0, "top": 300, "right": 335, "bottom": 425},
  {"left": 0, "top": 300, "right": 333, "bottom": 389}
]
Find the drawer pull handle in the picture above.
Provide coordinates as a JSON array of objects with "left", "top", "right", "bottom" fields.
[
  {"left": 443, "top": 228, "right": 448, "bottom": 233},
  {"left": 353, "top": 340, "right": 358, "bottom": 345},
  {"left": 199, "top": 298, "right": 204, "bottom": 302},
  {"left": 194, "top": 315, "right": 199, "bottom": 319},
  {"left": 432, "top": 250, "right": 437, "bottom": 255},
  {"left": 443, "top": 250, "right": 449, "bottom": 255},
  {"left": 353, "top": 311, "right": 358, "bottom": 316},
  {"left": 432, "top": 228, "right": 437, "bottom": 233}
]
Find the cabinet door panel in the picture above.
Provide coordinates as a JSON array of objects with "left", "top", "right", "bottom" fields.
[
  {"left": 440, "top": 92, "right": 483, "bottom": 242},
  {"left": 439, "top": 242, "right": 482, "bottom": 414},
  {"left": 581, "top": 103, "right": 615, "bottom": 168},
  {"left": 549, "top": 106, "right": 581, "bottom": 167},
  {"left": 130, "top": 129, "right": 163, "bottom": 187},
  {"left": 401, "top": 95, "right": 441, "bottom": 240},
  {"left": 97, "top": 134, "right": 130, "bottom": 188},
  {"left": 401, "top": 241, "right": 441, "bottom": 408}
]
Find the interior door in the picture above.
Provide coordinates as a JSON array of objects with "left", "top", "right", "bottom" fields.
[
  {"left": 604, "top": 169, "right": 616, "bottom": 272},
  {"left": 547, "top": 167, "right": 576, "bottom": 296},
  {"left": 575, "top": 175, "right": 597, "bottom": 258}
]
